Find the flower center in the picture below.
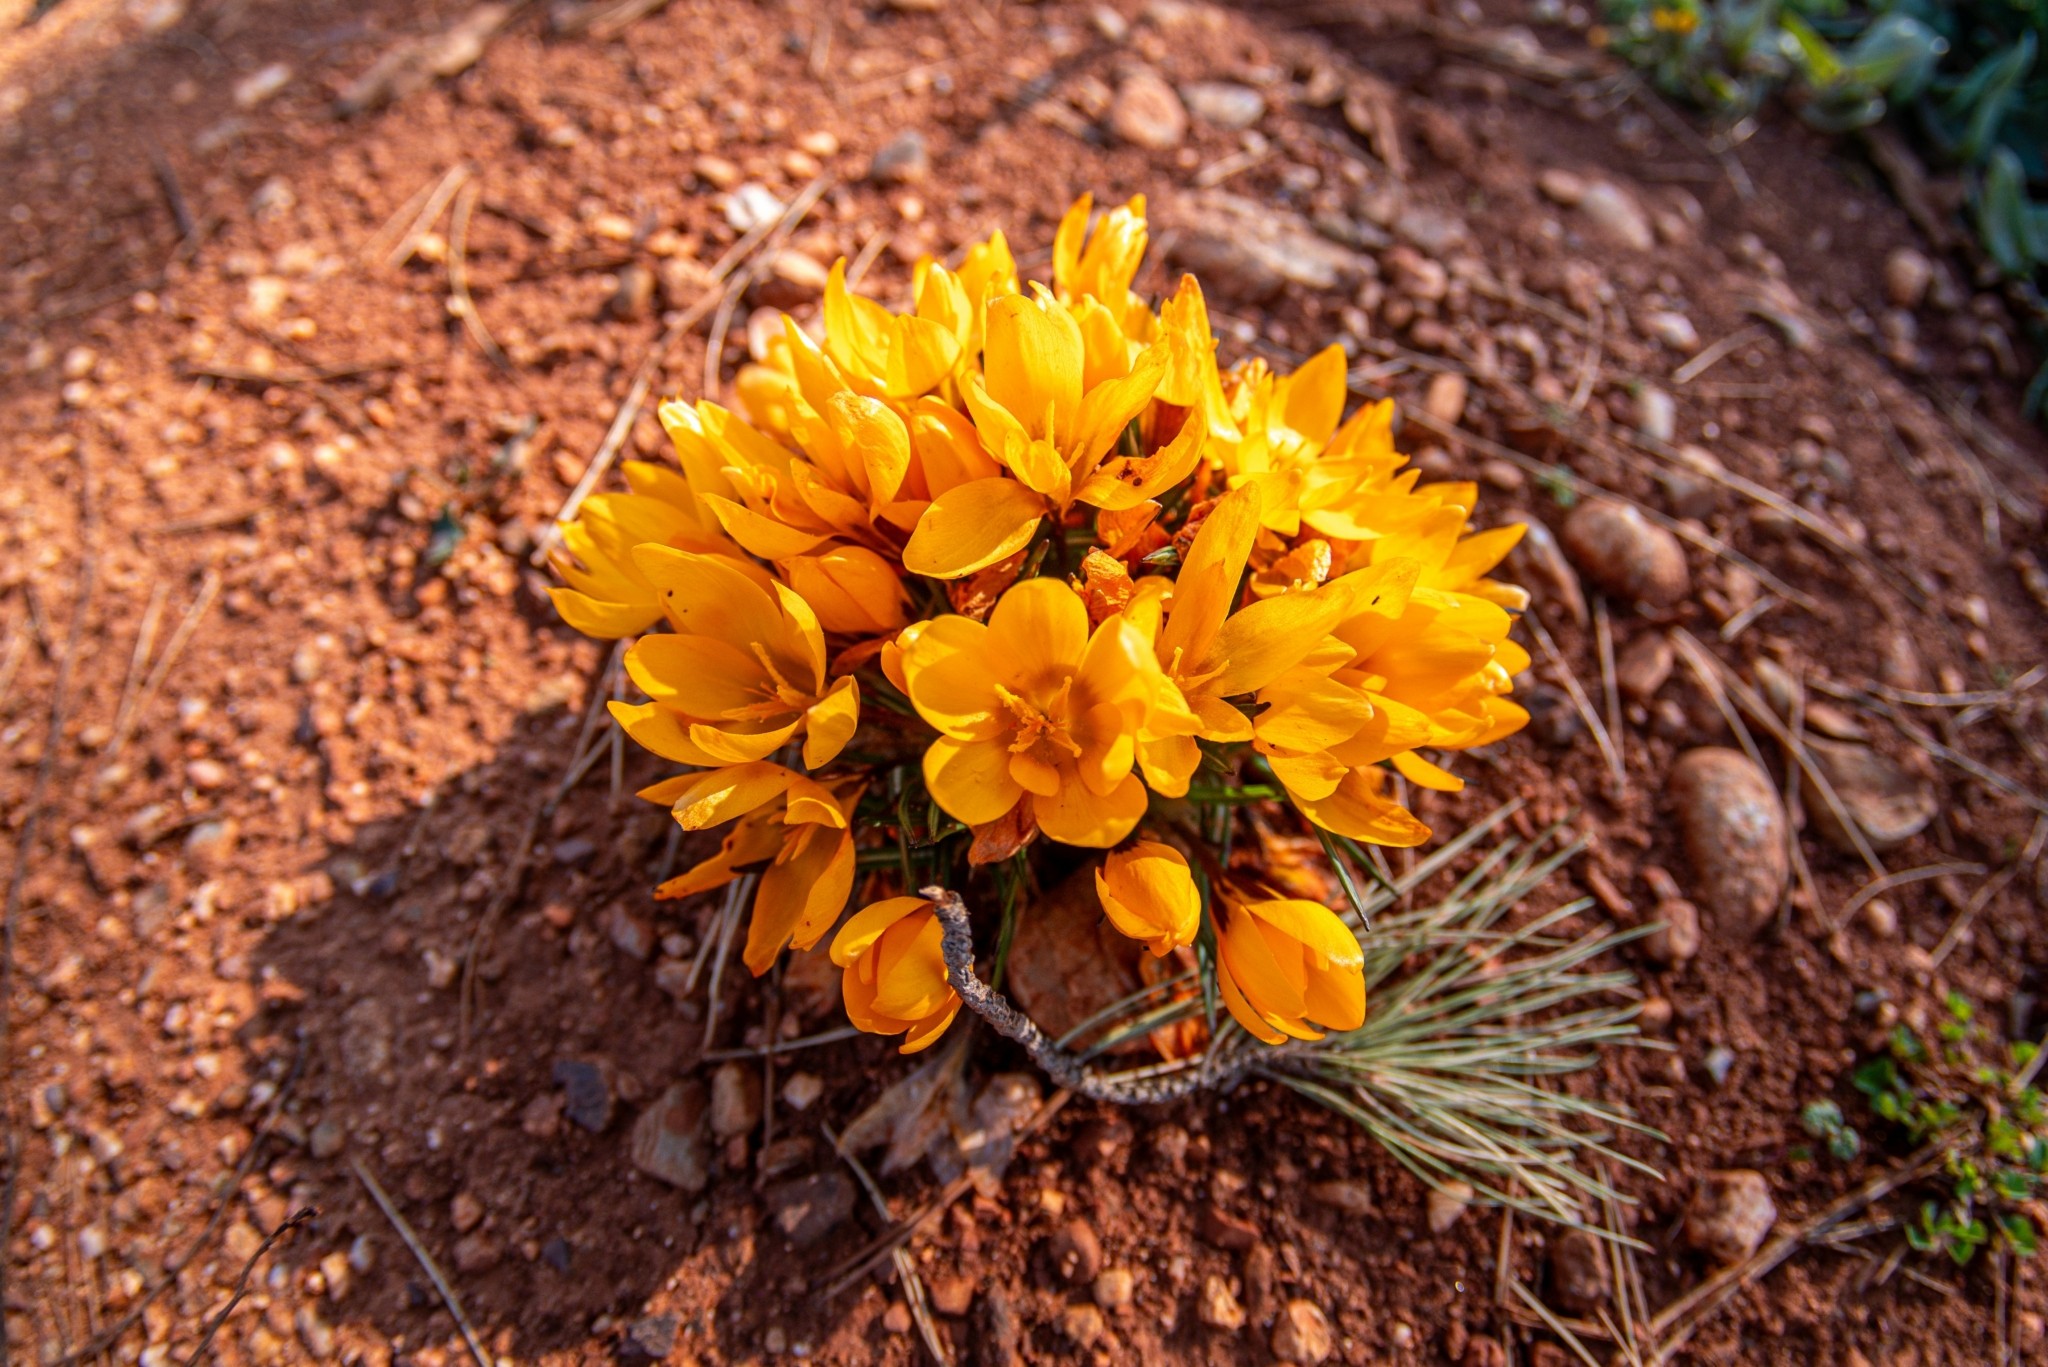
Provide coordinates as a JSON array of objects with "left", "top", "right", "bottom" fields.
[{"left": 995, "top": 679, "right": 1083, "bottom": 762}]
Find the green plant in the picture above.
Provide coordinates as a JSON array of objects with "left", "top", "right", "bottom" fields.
[
  {"left": 1801, "top": 1097, "right": 1863, "bottom": 1159},
  {"left": 1597, "top": 0, "right": 2048, "bottom": 416},
  {"left": 1844, "top": 997, "right": 2046, "bottom": 1265}
]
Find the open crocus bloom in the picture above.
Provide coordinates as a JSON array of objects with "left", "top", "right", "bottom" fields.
[
  {"left": 608, "top": 549, "right": 859, "bottom": 771},
  {"left": 831, "top": 896, "right": 962, "bottom": 1053},
  {"left": 895, "top": 576, "right": 1197, "bottom": 847},
  {"left": 646, "top": 763, "right": 861, "bottom": 976},
  {"left": 1215, "top": 888, "right": 1367, "bottom": 1045}
]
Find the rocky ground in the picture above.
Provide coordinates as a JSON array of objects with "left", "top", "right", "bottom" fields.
[{"left": 3, "top": 0, "right": 2047, "bottom": 1364}]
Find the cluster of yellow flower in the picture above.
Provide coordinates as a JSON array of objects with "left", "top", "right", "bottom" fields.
[{"left": 551, "top": 194, "right": 1530, "bottom": 1055}]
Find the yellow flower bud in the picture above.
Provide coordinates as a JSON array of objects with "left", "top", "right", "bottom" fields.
[
  {"left": 1095, "top": 841, "right": 1199, "bottom": 957},
  {"left": 1215, "top": 891, "right": 1366, "bottom": 1045},
  {"left": 782, "top": 545, "right": 909, "bottom": 636},
  {"left": 830, "top": 897, "right": 961, "bottom": 1054}
]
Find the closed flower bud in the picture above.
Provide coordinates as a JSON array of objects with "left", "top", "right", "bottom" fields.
[
  {"left": 1095, "top": 841, "right": 1199, "bottom": 957},
  {"left": 782, "top": 545, "right": 910, "bottom": 635},
  {"left": 830, "top": 897, "right": 962, "bottom": 1053},
  {"left": 1215, "top": 891, "right": 1366, "bottom": 1044}
]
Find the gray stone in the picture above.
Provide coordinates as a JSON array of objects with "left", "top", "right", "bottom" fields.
[
  {"left": 552, "top": 1058, "right": 614, "bottom": 1133},
  {"left": 1108, "top": 70, "right": 1187, "bottom": 149},
  {"left": 1548, "top": 1230, "right": 1610, "bottom": 1313},
  {"left": 625, "top": 1312, "right": 679, "bottom": 1358},
  {"left": 1167, "top": 193, "right": 1366, "bottom": 302},
  {"left": 708, "top": 1061, "right": 760, "bottom": 1139},
  {"left": 1801, "top": 737, "right": 1937, "bottom": 851},
  {"left": 1271, "top": 1300, "right": 1334, "bottom": 1363},
  {"left": 1669, "top": 748, "right": 1789, "bottom": 937},
  {"left": 1577, "top": 181, "right": 1654, "bottom": 251},
  {"left": 765, "top": 1170, "right": 855, "bottom": 1246},
  {"left": 630, "top": 1082, "right": 710, "bottom": 1192},
  {"left": 867, "top": 131, "right": 930, "bottom": 185},
  {"left": 1684, "top": 1170, "right": 1776, "bottom": 1263},
  {"left": 1179, "top": 81, "right": 1265, "bottom": 130},
  {"left": 338, "top": 999, "right": 394, "bottom": 1080}
]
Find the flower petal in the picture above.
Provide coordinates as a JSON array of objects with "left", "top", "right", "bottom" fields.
[
  {"left": 802, "top": 675, "right": 861, "bottom": 769},
  {"left": 1031, "top": 770, "right": 1146, "bottom": 848},
  {"left": 901, "top": 478, "right": 1047, "bottom": 580},
  {"left": 923, "top": 736, "right": 1026, "bottom": 826}
]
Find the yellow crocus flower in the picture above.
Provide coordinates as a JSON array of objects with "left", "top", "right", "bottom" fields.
[
  {"left": 1095, "top": 841, "right": 1201, "bottom": 957},
  {"left": 903, "top": 288, "right": 1200, "bottom": 579},
  {"left": 607, "top": 549, "right": 859, "bottom": 770},
  {"left": 645, "top": 762, "right": 861, "bottom": 976},
  {"left": 896, "top": 576, "right": 1193, "bottom": 847},
  {"left": 831, "top": 896, "right": 963, "bottom": 1054},
  {"left": 1214, "top": 885, "right": 1366, "bottom": 1044}
]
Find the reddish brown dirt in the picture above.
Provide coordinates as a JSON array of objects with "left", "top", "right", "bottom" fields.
[{"left": 4, "top": 1, "right": 2047, "bottom": 1365}]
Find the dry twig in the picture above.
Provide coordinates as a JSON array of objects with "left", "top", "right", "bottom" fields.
[
  {"left": 177, "top": 1208, "right": 316, "bottom": 1367},
  {"left": 349, "top": 1157, "right": 491, "bottom": 1367},
  {"left": 106, "top": 568, "right": 221, "bottom": 758},
  {"left": 449, "top": 179, "right": 511, "bottom": 370}
]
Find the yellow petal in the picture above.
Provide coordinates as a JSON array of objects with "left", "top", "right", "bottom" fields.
[
  {"left": 1075, "top": 405, "right": 1206, "bottom": 512},
  {"left": 1289, "top": 768, "right": 1432, "bottom": 847},
  {"left": 686, "top": 717, "right": 801, "bottom": 765},
  {"left": 1218, "top": 954, "right": 1291, "bottom": 1046},
  {"left": 802, "top": 675, "right": 860, "bottom": 768},
  {"left": 901, "top": 477, "right": 1047, "bottom": 579},
  {"left": 745, "top": 823, "right": 854, "bottom": 974},
  {"left": 923, "top": 735, "right": 1026, "bottom": 826},
  {"left": 830, "top": 895, "right": 930, "bottom": 966},
  {"left": 547, "top": 586, "right": 662, "bottom": 640},
  {"left": 1391, "top": 750, "right": 1464, "bottom": 792},
  {"left": 987, "top": 577, "right": 1089, "bottom": 688},
  {"left": 826, "top": 389, "right": 913, "bottom": 504},
  {"left": 1157, "top": 484, "right": 1260, "bottom": 675},
  {"left": 658, "top": 761, "right": 798, "bottom": 830},
  {"left": 609, "top": 699, "right": 720, "bottom": 767},
  {"left": 983, "top": 292, "right": 1083, "bottom": 440},
  {"left": 1031, "top": 770, "right": 1146, "bottom": 848},
  {"left": 699, "top": 493, "right": 834, "bottom": 560}
]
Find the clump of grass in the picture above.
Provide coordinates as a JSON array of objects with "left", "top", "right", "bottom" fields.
[{"left": 1045, "top": 802, "right": 1663, "bottom": 1234}]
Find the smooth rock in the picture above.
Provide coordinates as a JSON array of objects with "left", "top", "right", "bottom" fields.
[
  {"left": 1616, "top": 632, "right": 1675, "bottom": 702},
  {"left": 1309, "top": 1179, "right": 1374, "bottom": 1215},
  {"left": 1537, "top": 168, "right": 1586, "bottom": 206},
  {"left": 1198, "top": 1274, "right": 1246, "bottom": 1330},
  {"left": 1644, "top": 311, "right": 1700, "bottom": 352},
  {"left": 1271, "top": 1300, "right": 1335, "bottom": 1364},
  {"left": 1093, "top": 1267, "right": 1135, "bottom": 1310},
  {"left": 1883, "top": 247, "right": 1932, "bottom": 309},
  {"left": 1166, "top": 193, "right": 1365, "bottom": 302},
  {"left": 1684, "top": 1170, "right": 1776, "bottom": 1263},
  {"left": 765, "top": 1170, "right": 855, "bottom": 1246},
  {"left": 724, "top": 183, "right": 784, "bottom": 233},
  {"left": 1426, "top": 1180, "right": 1473, "bottom": 1234},
  {"left": 1641, "top": 898, "right": 1701, "bottom": 966},
  {"left": 1060, "top": 1303, "right": 1106, "bottom": 1348},
  {"left": 1801, "top": 737, "right": 1936, "bottom": 851},
  {"left": 1548, "top": 1229, "right": 1610, "bottom": 1313},
  {"left": 630, "top": 1082, "right": 710, "bottom": 1192},
  {"left": 1636, "top": 386, "right": 1676, "bottom": 442},
  {"left": 1108, "top": 70, "right": 1187, "bottom": 149},
  {"left": 867, "top": 131, "right": 930, "bottom": 185},
  {"left": 606, "top": 264, "right": 654, "bottom": 322},
  {"left": 1050, "top": 1218, "right": 1103, "bottom": 1283},
  {"left": 1669, "top": 749, "right": 1789, "bottom": 937},
  {"left": 1577, "top": 181, "right": 1654, "bottom": 251},
  {"left": 709, "top": 1061, "right": 761, "bottom": 1139},
  {"left": 1520, "top": 683, "right": 1582, "bottom": 749},
  {"left": 1424, "top": 372, "right": 1469, "bottom": 426},
  {"left": 1180, "top": 81, "right": 1265, "bottom": 129},
  {"left": 625, "top": 1313, "right": 679, "bottom": 1359},
  {"left": 1560, "top": 500, "right": 1690, "bottom": 607}
]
